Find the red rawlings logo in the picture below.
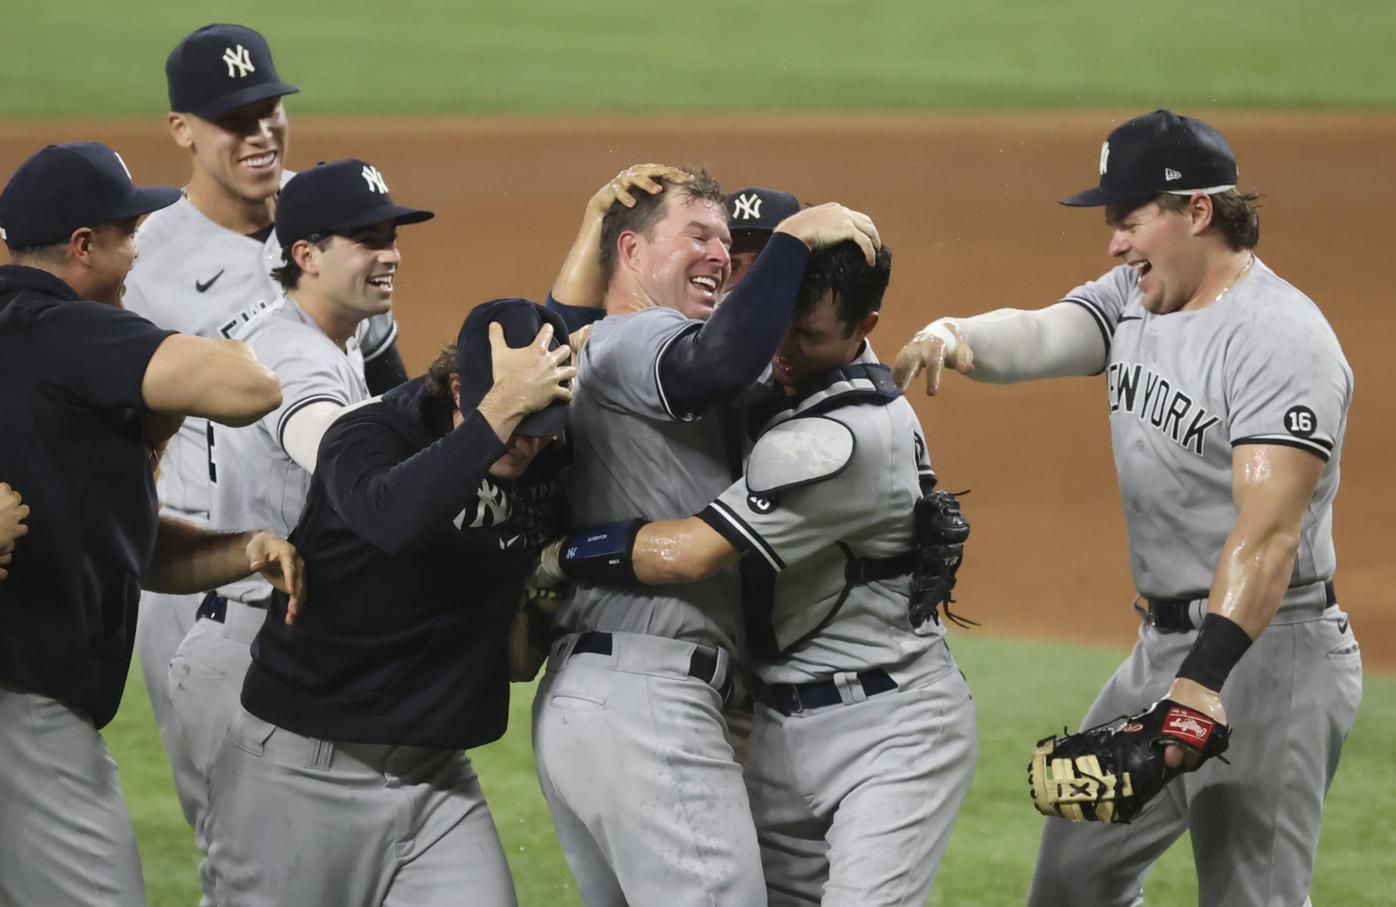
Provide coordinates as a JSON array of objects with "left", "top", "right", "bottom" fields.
[{"left": 1164, "top": 707, "right": 1214, "bottom": 747}]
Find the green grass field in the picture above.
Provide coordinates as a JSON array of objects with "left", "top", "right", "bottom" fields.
[
  {"left": 3, "top": 1, "right": 1395, "bottom": 118},
  {"left": 110, "top": 634, "right": 1396, "bottom": 906}
]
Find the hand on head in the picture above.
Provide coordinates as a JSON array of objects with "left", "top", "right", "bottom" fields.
[
  {"left": 589, "top": 164, "right": 691, "bottom": 218},
  {"left": 486, "top": 321, "right": 577, "bottom": 418},
  {"left": 775, "top": 203, "right": 881, "bottom": 265}
]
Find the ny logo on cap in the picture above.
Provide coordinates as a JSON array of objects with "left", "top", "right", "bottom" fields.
[
  {"left": 222, "top": 45, "right": 256, "bottom": 79},
  {"left": 732, "top": 193, "right": 763, "bottom": 221},
  {"left": 1099, "top": 141, "right": 1110, "bottom": 176},
  {"left": 361, "top": 165, "right": 389, "bottom": 194},
  {"left": 1164, "top": 168, "right": 1182, "bottom": 181}
]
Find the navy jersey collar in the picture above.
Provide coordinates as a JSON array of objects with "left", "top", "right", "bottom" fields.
[{"left": 0, "top": 264, "right": 83, "bottom": 303}]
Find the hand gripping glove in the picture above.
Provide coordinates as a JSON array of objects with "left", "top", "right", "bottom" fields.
[{"left": 1028, "top": 699, "right": 1231, "bottom": 824}]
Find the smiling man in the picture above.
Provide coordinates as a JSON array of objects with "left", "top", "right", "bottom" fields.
[
  {"left": 539, "top": 241, "right": 978, "bottom": 907},
  {"left": 892, "top": 109, "right": 1360, "bottom": 907},
  {"left": 121, "top": 27, "right": 413, "bottom": 891},
  {"left": 531, "top": 167, "right": 881, "bottom": 906}
]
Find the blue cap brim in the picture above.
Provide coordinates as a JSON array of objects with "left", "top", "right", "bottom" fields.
[
  {"left": 1059, "top": 184, "right": 1131, "bottom": 207},
  {"left": 116, "top": 186, "right": 183, "bottom": 220},
  {"left": 191, "top": 81, "right": 300, "bottom": 120},
  {"left": 516, "top": 398, "right": 569, "bottom": 438}
]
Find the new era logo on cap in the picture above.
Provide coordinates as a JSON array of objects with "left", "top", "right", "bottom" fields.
[
  {"left": 222, "top": 44, "right": 256, "bottom": 78},
  {"left": 1165, "top": 168, "right": 1182, "bottom": 181}
]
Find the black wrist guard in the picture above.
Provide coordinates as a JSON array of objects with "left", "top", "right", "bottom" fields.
[
  {"left": 559, "top": 519, "right": 645, "bottom": 585},
  {"left": 1176, "top": 613, "right": 1254, "bottom": 692}
]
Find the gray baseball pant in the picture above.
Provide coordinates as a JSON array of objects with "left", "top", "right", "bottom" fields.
[
  {"left": 746, "top": 642, "right": 977, "bottom": 907},
  {"left": 532, "top": 630, "right": 766, "bottom": 907},
  {"left": 1027, "top": 604, "right": 1362, "bottom": 907},
  {"left": 207, "top": 707, "right": 517, "bottom": 906},
  {"left": 0, "top": 685, "right": 144, "bottom": 907},
  {"left": 168, "top": 597, "right": 265, "bottom": 906},
  {"left": 135, "top": 588, "right": 202, "bottom": 824}
]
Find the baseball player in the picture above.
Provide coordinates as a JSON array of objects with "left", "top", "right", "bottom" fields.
[
  {"left": 530, "top": 166, "right": 880, "bottom": 906},
  {"left": 165, "top": 157, "right": 432, "bottom": 895},
  {"left": 123, "top": 25, "right": 409, "bottom": 863},
  {"left": 206, "top": 298, "right": 573, "bottom": 906},
  {"left": 0, "top": 141, "right": 301, "bottom": 907},
  {"left": 539, "top": 240, "right": 977, "bottom": 906},
  {"left": 0, "top": 483, "right": 27, "bottom": 579},
  {"left": 893, "top": 109, "right": 1361, "bottom": 906}
]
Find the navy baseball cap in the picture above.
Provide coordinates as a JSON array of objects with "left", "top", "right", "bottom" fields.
[
  {"left": 726, "top": 187, "right": 801, "bottom": 232},
  {"left": 275, "top": 159, "right": 434, "bottom": 247},
  {"left": 0, "top": 142, "right": 180, "bottom": 249},
  {"left": 1060, "top": 109, "right": 1238, "bottom": 207},
  {"left": 167, "top": 24, "right": 299, "bottom": 120},
  {"left": 456, "top": 298, "right": 570, "bottom": 438}
]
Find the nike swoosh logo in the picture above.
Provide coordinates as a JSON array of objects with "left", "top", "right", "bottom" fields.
[
  {"left": 1338, "top": 619, "right": 1349, "bottom": 635},
  {"left": 195, "top": 269, "right": 226, "bottom": 293},
  {"left": 499, "top": 534, "right": 522, "bottom": 550},
  {"left": 1118, "top": 315, "right": 1143, "bottom": 323}
]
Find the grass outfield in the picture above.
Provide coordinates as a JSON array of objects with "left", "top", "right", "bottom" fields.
[
  {"left": 111, "top": 634, "right": 1394, "bottom": 906},
  {"left": 4, "top": 2, "right": 1395, "bottom": 118}
]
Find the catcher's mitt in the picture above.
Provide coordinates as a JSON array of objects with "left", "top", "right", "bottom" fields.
[
  {"left": 1028, "top": 699, "right": 1230, "bottom": 824},
  {"left": 507, "top": 582, "right": 564, "bottom": 683},
  {"left": 908, "top": 490, "right": 973, "bottom": 628}
]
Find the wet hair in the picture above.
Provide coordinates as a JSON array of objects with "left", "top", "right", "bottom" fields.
[
  {"left": 793, "top": 241, "right": 893, "bottom": 336},
  {"left": 598, "top": 166, "right": 725, "bottom": 286},
  {"left": 1110, "top": 190, "right": 1261, "bottom": 251},
  {"left": 270, "top": 234, "right": 335, "bottom": 290},
  {"left": 425, "top": 343, "right": 458, "bottom": 399}
]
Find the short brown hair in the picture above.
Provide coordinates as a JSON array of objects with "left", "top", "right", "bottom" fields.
[
  {"left": 425, "top": 343, "right": 457, "bottom": 400},
  {"left": 1154, "top": 190, "right": 1261, "bottom": 250},
  {"left": 598, "top": 166, "right": 724, "bottom": 286}
]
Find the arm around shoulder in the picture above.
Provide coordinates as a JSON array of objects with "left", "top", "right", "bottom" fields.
[{"left": 141, "top": 333, "right": 282, "bottom": 427}]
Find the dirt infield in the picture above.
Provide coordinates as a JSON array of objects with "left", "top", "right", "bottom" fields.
[{"left": 3, "top": 112, "right": 1392, "bottom": 668}]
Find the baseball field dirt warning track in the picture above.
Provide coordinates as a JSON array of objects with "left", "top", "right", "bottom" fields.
[{"left": 4, "top": 111, "right": 1390, "bottom": 667}]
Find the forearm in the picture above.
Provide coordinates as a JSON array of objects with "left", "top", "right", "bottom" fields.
[
  {"left": 143, "top": 517, "right": 256, "bottom": 594},
  {"left": 1205, "top": 522, "right": 1302, "bottom": 639},
  {"left": 952, "top": 303, "right": 1106, "bottom": 382},
  {"left": 661, "top": 233, "right": 811, "bottom": 411},
  {"left": 143, "top": 335, "right": 283, "bottom": 427},
  {"left": 632, "top": 518, "right": 739, "bottom": 585},
  {"left": 550, "top": 214, "right": 606, "bottom": 309}
]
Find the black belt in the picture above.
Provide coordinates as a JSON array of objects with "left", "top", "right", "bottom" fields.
[
  {"left": 1144, "top": 580, "right": 1336, "bottom": 633},
  {"left": 757, "top": 668, "right": 898, "bottom": 717},
  {"left": 195, "top": 592, "right": 268, "bottom": 624},
  {"left": 571, "top": 631, "right": 730, "bottom": 699}
]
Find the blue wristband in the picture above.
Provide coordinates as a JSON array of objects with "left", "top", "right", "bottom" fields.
[{"left": 560, "top": 519, "right": 645, "bottom": 585}]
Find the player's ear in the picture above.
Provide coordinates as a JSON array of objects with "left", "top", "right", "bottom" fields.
[
  {"left": 167, "top": 113, "right": 194, "bottom": 151},
  {"left": 290, "top": 239, "right": 319, "bottom": 278},
  {"left": 67, "top": 227, "right": 95, "bottom": 264},
  {"left": 1187, "top": 193, "right": 1216, "bottom": 235},
  {"left": 856, "top": 310, "right": 880, "bottom": 341},
  {"left": 616, "top": 230, "right": 643, "bottom": 271},
  {"left": 448, "top": 373, "right": 462, "bottom": 410}
]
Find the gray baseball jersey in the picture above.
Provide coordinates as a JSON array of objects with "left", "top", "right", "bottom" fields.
[
  {"left": 1029, "top": 258, "right": 1360, "bottom": 907},
  {"left": 556, "top": 306, "right": 741, "bottom": 651},
  {"left": 125, "top": 192, "right": 397, "bottom": 522},
  {"left": 211, "top": 296, "right": 369, "bottom": 603},
  {"left": 701, "top": 351, "right": 978, "bottom": 905},
  {"left": 1064, "top": 258, "right": 1351, "bottom": 601},
  {"left": 704, "top": 347, "right": 944, "bottom": 685}
]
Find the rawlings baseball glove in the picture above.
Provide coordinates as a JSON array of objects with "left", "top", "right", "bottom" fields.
[
  {"left": 507, "top": 581, "right": 564, "bottom": 683},
  {"left": 1028, "top": 699, "right": 1230, "bottom": 824}
]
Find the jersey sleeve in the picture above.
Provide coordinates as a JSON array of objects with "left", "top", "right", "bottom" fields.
[
  {"left": 39, "top": 301, "right": 174, "bottom": 412},
  {"left": 1225, "top": 312, "right": 1351, "bottom": 462},
  {"left": 698, "top": 418, "right": 880, "bottom": 571},
  {"left": 1058, "top": 264, "right": 1135, "bottom": 354},
  {"left": 250, "top": 328, "right": 358, "bottom": 458},
  {"left": 582, "top": 308, "right": 702, "bottom": 422}
]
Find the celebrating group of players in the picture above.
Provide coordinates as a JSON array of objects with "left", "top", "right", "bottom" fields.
[{"left": 0, "top": 20, "right": 1362, "bottom": 907}]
